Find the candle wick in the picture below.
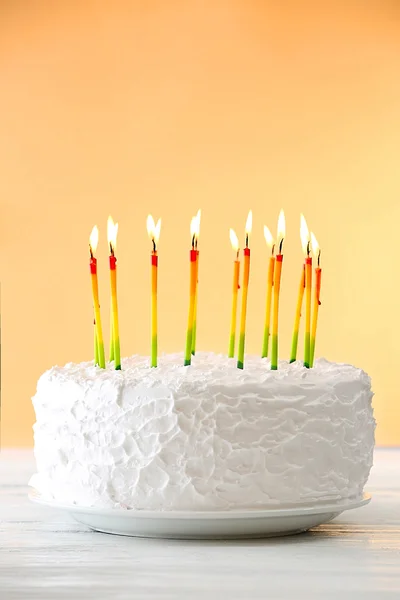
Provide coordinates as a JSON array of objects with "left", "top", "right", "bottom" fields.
[
  {"left": 192, "top": 234, "right": 196, "bottom": 249},
  {"left": 279, "top": 238, "right": 284, "bottom": 254},
  {"left": 109, "top": 242, "right": 114, "bottom": 256},
  {"left": 236, "top": 249, "right": 240, "bottom": 260},
  {"left": 89, "top": 244, "right": 94, "bottom": 259},
  {"left": 152, "top": 238, "right": 156, "bottom": 253},
  {"left": 245, "top": 233, "right": 249, "bottom": 248},
  {"left": 272, "top": 243, "right": 275, "bottom": 257},
  {"left": 306, "top": 240, "right": 310, "bottom": 257},
  {"left": 318, "top": 250, "right": 321, "bottom": 267}
]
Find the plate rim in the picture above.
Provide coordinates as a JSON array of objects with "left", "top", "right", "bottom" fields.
[{"left": 28, "top": 488, "right": 371, "bottom": 520}]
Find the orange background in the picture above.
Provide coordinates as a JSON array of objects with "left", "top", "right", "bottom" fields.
[{"left": 1, "top": 1, "right": 399, "bottom": 446}]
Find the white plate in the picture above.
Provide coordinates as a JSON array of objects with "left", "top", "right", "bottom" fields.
[{"left": 29, "top": 490, "right": 371, "bottom": 539}]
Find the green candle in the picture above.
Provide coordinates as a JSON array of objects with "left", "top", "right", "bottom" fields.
[
  {"left": 271, "top": 210, "right": 285, "bottom": 370},
  {"left": 184, "top": 214, "right": 200, "bottom": 366},
  {"left": 237, "top": 210, "right": 252, "bottom": 369},
  {"left": 147, "top": 214, "right": 161, "bottom": 368},
  {"left": 191, "top": 210, "right": 201, "bottom": 356},
  {"left": 290, "top": 215, "right": 309, "bottom": 363},
  {"left": 261, "top": 225, "right": 275, "bottom": 358}
]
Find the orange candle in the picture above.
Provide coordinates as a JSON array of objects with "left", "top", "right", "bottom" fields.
[
  {"left": 228, "top": 228, "right": 240, "bottom": 358},
  {"left": 191, "top": 209, "right": 201, "bottom": 356},
  {"left": 147, "top": 215, "right": 161, "bottom": 368},
  {"left": 108, "top": 216, "right": 121, "bottom": 370},
  {"left": 237, "top": 210, "right": 252, "bottom": 369},
  {"left": 304, "top": 247, "right": 312, "bottom": 369},
  {"left": 261, "top": 225, "right": 275, "bottom": 358},
  {"left": 310, "top": 232, "right": 322, "bottom": 367},
  {"left": 290, "top": 214, "right": 310, "bottom": 363},
  {"left": 184, "top": 214, "right": 199, "bottom": 366},
  {"left": 271, "top": 210, "right": 286, "bottom": 370},
  {"left": 89, "top": 226, "right": 105, "bottom": 369}
]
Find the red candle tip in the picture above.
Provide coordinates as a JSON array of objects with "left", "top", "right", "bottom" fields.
[
  {"left": 151, "top": 254, "right": 158, "bottom": 266},
  {"left": 244, "top": 248, "right": 250, "bottom": 256},
  {"left": 109, "top": 256, "right": 117, "bottom": 270},
  {"left": 90, "top": 258, "right": 97, "bottom": 274}
]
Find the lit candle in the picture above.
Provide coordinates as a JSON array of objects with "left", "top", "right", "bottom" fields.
[
  {"left": 184, "top": 215, "right": 200, "bottom": 366},
  {"left": 237, "top": 210, "right": 252, "bottom": 370},
  {"left": 303, "top": 220, "right": 313, "bottom": 369},
  {"left": 271, "top": 210, "right": 285, "bottom": 370},
  {"left": 108, "top": 216, "right": 121, "bottom": 370},
  {"left": 89, "top": 226, "right": 105, "bottom": 369},
  {"left": 228, "top": 228, "right": 240, "bottom": 358},
  {"left": 261, "top": 225, "right": 275, "bottom": 358},
  {"left": 310, "top": 232, "right": 321, "bottom": 368},
  {"left": 289, "top": 214, "right": 309, "bottom": 363},
  {"left": 109, "top": 235, "right": 115, "bottom": 362},
  {"left": 191, "top": 209, "right": 201, "bottom": 356},
  {"left": 146, "top": 215, "right": 161, "bottom": 368}
]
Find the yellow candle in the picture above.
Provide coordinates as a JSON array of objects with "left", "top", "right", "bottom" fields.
[
  {"left": 237, "top": 210, "right": 252, "bottom": 369},
  {"left": 89, "top": 226, "right": 105, "bottom": 369},
  {"left": 289, "top": 267, "right": 305, "bottom": 363},
  {"left": 310, "top": 232, "right": 322, "bottom": 368},
  {"left": 147, "top": 215, "right": 161, "bottom": 368},
  {"left": 290, "top": 214, "right": 310, "bottom": 363},
  {"left": 304, "top": 255, "right": 312, "bottom": 368},
  {"left": 191, "top": 209, "right": 201, "bottom": 356},
  {"left": 261, "top": 225, "right": 275, "bottom": 358},
  {"left": 228, "top": 228, "right": 240, "bottom": 358},
  {"left": 184, "top": 215, "right": 200, "bottom": 366},
  {"left": 271, "top": 210, "right": 286, "bottom": 370},
  {"left": 108, "top": 216, "right": 121, "bottom": 370}
]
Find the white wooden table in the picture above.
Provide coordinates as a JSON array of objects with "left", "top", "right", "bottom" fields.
[{"left": 1, "top": 449, "right": 399, "bottom": 599}]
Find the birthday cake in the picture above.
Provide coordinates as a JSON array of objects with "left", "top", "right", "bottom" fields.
[{"left": 29, "top": 352, "right": 375, "bottom": 511}]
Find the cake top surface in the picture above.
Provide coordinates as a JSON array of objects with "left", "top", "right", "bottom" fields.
[{"left": 38, "top": 352, "right": 370, "bottom": 392}]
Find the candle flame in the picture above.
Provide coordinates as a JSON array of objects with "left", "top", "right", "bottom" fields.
[
  {"left": 300, "top": 213, "right": 310, "bottom": 256},
  {"left": 244, "top": 210, "right": 252, "bottom": 247},
  {"left": 147, "top": 215, "right": 162, "bottom": 247},
  {"left": 229, "top": 228, "right": 239, "bottom": 253},
  {"left": 311, "top": 231, "right": 320, "bottom": 264},
  {"left": 245, "top": 210, "right": 253, "bottom": 235},
  {"left": 190, "top": 215, "right": 197, "bottom": 238},
  {"left": 107, "top": 216, "right": 118, "bottom": 253},
  {"left": 146, "top": 214, "right": 155, "bottom": 238},
  {"left": 89, "top": 226, "right": 99, "bottom": 254},
  {"left": 263, "top": 225, "right": 274, "bottom": 249},
  {"left": 190, "top": 211, "right": 201, "bottom": 246},
  {"left": 277, "top": 209, "right": 285, "bottom": 253}
]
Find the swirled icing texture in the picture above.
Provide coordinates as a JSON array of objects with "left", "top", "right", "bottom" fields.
[{"left": 29, "top": 353, "right": 375, "bottom": 511}]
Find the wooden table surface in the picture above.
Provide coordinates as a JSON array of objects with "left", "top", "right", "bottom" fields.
[{"left": 1, "top": 449, "right": 399, "bottom": 599}]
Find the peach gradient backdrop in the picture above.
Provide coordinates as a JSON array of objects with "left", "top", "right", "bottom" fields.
[{"left": 1, "top": 1, "right": 399, "bottom": 446}]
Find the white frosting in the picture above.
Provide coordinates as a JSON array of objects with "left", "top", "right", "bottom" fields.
[{"left": 30, "top": 353, "right": 375, "bottom": 511}]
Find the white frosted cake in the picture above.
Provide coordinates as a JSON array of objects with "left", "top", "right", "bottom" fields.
[{"left": 30, "top": 352, "right": 375, "bottom": 511}]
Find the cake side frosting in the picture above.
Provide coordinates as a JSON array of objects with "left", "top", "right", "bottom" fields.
[{"left": 29, "top": 353, "right": 375, "bottom": 511}]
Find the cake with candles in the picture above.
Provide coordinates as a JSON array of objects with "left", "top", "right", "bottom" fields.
[{"left": 29, "top": 211, "right": 375, "bottom": 511}]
